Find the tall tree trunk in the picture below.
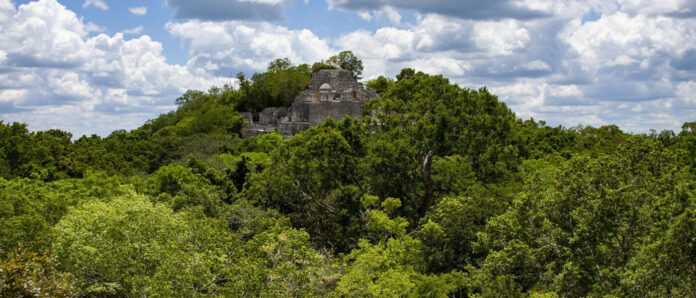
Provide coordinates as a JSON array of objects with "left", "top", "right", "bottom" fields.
[{"left": 419, "top": 150, "right": 435, "bottom": 218}]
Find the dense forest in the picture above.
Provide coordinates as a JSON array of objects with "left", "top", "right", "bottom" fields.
[{"left": 1, "top": 52, "right": 695, "bottom": 297}]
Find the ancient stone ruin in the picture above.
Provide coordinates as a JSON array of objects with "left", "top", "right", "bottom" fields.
[{"left": 239, "top": 69, "right": 379, "bottom": 138}]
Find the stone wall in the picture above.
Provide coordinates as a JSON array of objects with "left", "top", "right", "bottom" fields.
[
  {"left": 307, "top": 101, "right": 363, "bottom": 125},
  {"left": 240, "top": 69, "right": 378, "bottom": 138}
]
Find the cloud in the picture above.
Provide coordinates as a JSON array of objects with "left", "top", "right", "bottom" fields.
[
  {"left": 327, "top": 4, "right": 696, "bottom": 133},
  {"left": 2, "top": 0, "right": 695, "bottom": 136},
  {"left": 327, "top": 0, "right": 548, "bottom": 20},
  {"left": 0, "top": 0, "right": 229, "bottom": 137},
  {"left": 618, "top": 0, "right": 696, "bottom": 18},
  {"left": 166, "top": 20, "right": 333, "bottom": 75},
  {"left": 123, "top": 25, "right": 143, "bottom": 35},
  {"left": 472, "top": 19, "right": 530, "bottom": 55},
  {"left": 83, "top": 0, "right": 108, "bottom": 10},
  {"left": 363, "top": 6, "right": 401, "bottom": 25},
  {"left": 166, "top": 0, "right": 293, "bottom": 21},
  {"left": 128, "top": 6, "right": 147, "bottom": 16},
  {"left": 85, "top": 21, "right": 106, "bottom": 32},
  {"left": 334, "top": 15, "right": 531, "bottom": 77}
]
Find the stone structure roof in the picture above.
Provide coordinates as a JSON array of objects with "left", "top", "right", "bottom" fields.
[{"left": 240, "top": 69, "right": 379, "bottom": 138}]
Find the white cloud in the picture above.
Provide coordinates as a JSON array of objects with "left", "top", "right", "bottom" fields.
[
  {"left": 0, "top": 0, "right": 229, "bottom": 137},
  {"left": 676, "top": 81, "right": 696, "bottom": 105},
  {"left": 334, "top": 15, "right": 533, "bottom": 79},
  {"left": 0, "top": 0, "right": 14, "bottom": 25},
  {"left": 372, "top": 6, "right": 401, "bottom": 25},
  {"left": 618, "top": 0, "right": 695, "bottom": 16},
  {"left": 166, "top": 20, "right": 334, "bottom": 75},
  {"left": 327, "top": 5, "right": 696, "bottom": 132},
  {"left": 128, "top": 6, "right": 147, "bottom": 16},
  {"left": 47, "top": 71, "right": 92, "bottom": 99},
  {"left": 473, "top": 20, "right": 530, "bottom": 55},
  {"left": 83, "top": 0, "right": 108, "bottom": 10},
  {"left": 123, "top": 25, "right": 143, "bottom": 35},
  {"left": 410, "top": 57, "right": 471, "bottom": 77},
  {"left": 563, "top": 12, "right": 696, "bottom": 75},
  {"left": 522, "top": 60, "right": 551, "bottom": 71},
  {"left": 0, "top": 89, "right": 28, "bottom": 103},
  {"left": 357, "top": 11, "right": 372, "bottom": 21},
  {"left": 238, "top": 0, "right": 285, "bottom": 4},
  {"left": 85, "top": 21, "right": 106, "bottom": 32},
  {"left": 1, "top": 0, "right": 90, "bottom": 67}
]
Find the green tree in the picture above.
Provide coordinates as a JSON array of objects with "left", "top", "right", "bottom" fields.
[
  {"left": 363, "top": 69, "right": 520, "bottom": 218},
  {"left": 141, "top": 164, "right": 227, "bottom": 218},
  {"left": 0, "top": 172, "right": 128, "bottom": 252},
  {"left": 0, "top": 247, "right": 79, "bottom": 297},
  {"left": 335, "top": 196, "right": 466, "bottom": 297},
  {"left": 244, "top": 222, "right": 340, "bottom": 296},
  {"left": 238, "top": 58, "right": 312, "bottom": 112},
  {"left": 325, "top": 50, "right": 364, "bottom": 79},
  {"left": 53, "top": 191, "right": 245, "bottom": 296},
  {"left": 242, "top": 118, "right": 367, "bottom": 252},
  {"left": 366, "top": 75, "right": 393, "bottom": 94},
  {"left": 474, "top": 136, "right": 692, "bottom": 296}
]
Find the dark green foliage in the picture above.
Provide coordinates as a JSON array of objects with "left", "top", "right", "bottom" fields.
[
  {"left": 311, "top": 61, "right": 338, "bottom": 72},
  {"left": 364, "top": 69, "right": 521, "bottom": 220},
  {"left": 473, "top": 136, "right": 695, "bottom": 296},
  {"left": 0, "top": 122, "right": 78, "bottom": 180},
  {"left": 325, "top": 50, "right": 364, "bottom": 79},
  {"left": 366, "top": 75, "right": 394, "bottom": 94},
  {"left": 241, "top": 118, "right": 367, "bottom": 252},
  {"left": 312, "top": 50, "right": 363, "bottom": 79},
  {"left": 237, "top": 58, "right": 312, "bottom": 112}
]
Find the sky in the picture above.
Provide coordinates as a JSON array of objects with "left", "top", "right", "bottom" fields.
[{"left": 0, "top": 0, "right": 695, "bottom": 137}]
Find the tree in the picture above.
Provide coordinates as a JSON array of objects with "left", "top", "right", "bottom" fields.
[
  {"left": 363, "top": 69, "right": 520, "bottom": 218},
  {"left": 366, "top": 75, "right": 393, "bottom": 94},
  {"left": 473, "top": 136, "right": 693, "bottom": 296},
  {"left": 53, "top": 191, "right": 245, "bottom": 296},
  {"left": 334, "top": 196, "right": 466, "bottom": 296},
  {"left": 0, "top": 172, "right": 128, "bottom": 252},
  {"left": 0, "top": 247, "right": 79, "bottom": 297},
  {"left": 239, "top": 58, "right": 312, "bottom": 112},
  {"left": 325, "top": 50, "right": 364, "bottom": 79},
  {"left": 244, "top": 222, "right": 340, "bottom": 296},
  {"left": 141, "top": 164, "right": 227, "bottom": 218},
  {"left": 241, "top": 118, "right": 368, "bottom": 252}
]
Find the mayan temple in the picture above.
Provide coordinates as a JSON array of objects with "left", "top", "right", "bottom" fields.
[{"left": 239, "top": 69, "right": 379, "bottom": 138}]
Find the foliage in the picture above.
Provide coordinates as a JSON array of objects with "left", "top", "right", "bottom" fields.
[
  {"left": 53, "top": 192, "right": 245, "bottom": 296},
  {"left": 244, "top": 222, "right": 341, "bottom": 296},
  {"left": 473, "top": 136, "right": 695, "bottom": 296},
  {"left": 0, "top": 121, "right": 78, "bottom": 180},
  {"left": 241, "top": 117, "right": 367, "bottom": 252},
  {"left": 237, "top": 58, "right": 312, "bottom": 112},
  {"left": 325, "top": 50, "right": 364, "bottom": 79},
  {"left": 335, "top": 197, "right": 467, "bottom": 297},
  {"left": 0, "top": 247, "right": 79, "bottom": 297},
  {"left": 141, "top": 164, "right": 228, "bottom": 217},
  {"left": 2, "top": 60, "right": 696, "bottom": 296},
  {"left": 366, "top": 75, "right": 394, "bottom": 94},
  {"left": 363, "top": 69, "right": 520, "bottom": 219},
  {"left": 0, "top": 172, "right": 127, "bottom": 252}
]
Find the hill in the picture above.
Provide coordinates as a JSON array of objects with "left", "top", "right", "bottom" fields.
[{"left": 1, "top": 54, "right": 695, "bottom": 296}]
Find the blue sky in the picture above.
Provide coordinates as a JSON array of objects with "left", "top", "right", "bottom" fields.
[{"left": 1, "top": 0, "right": 695, "bottom": 137}]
